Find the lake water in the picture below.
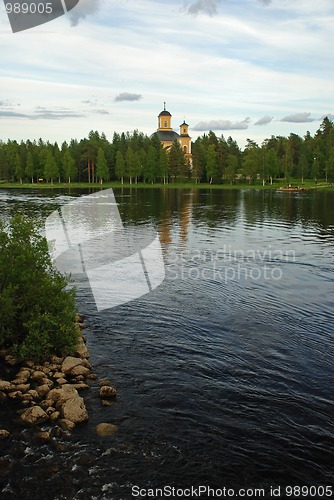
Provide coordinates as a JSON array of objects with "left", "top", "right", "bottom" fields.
[{"left": 0, "top": 187, "right": 333, "bottom": 499}]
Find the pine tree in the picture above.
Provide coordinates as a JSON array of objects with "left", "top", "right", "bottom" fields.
[{"left": 96, "top": 148, "right": 109, "bottom": 184}]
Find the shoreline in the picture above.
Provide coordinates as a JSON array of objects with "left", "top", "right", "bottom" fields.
[
  {"left": 0, "top": 315, "right": 117, "bottom": 442},
  {"left": 0, "top": 181, "right": 333, "bottom": 191}
]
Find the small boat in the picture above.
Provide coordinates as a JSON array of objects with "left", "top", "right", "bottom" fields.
[{"left": 277, "top": 186, "right": 306, "bottom": 192}]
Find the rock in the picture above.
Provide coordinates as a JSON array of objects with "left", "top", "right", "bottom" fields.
[
  {"left": 96, "top": 423, "right": 118, "bottom": 437},
  {"left": 45, "top": 406, "right": 56, "bottom": 416},
  {"left": 61, "top": 356, "right": 83, "bottom": 375},
  {"left": 98, "top": 386, "right": 117, "bottom": 399},
  {"left": 23, "top": 360, "right": 35, "bottom": 368},
  {"left": 99, "top": 379, "right": 111, "bottom": 387},
  {"left": 15, "top": 369, "right": 31, "bottom": 383},
  {"left": 74, "top": 339, "right": 89, "bottom": 359},
  {"left": 40, "top": 399, "right": 54, "bottom": 410},
  {"left": 101, "top": 400, "right": 113, "bottom": 407},
  {"left": 61, "top": 396, "right": 88, "bottom": 424},
  {"left": 8, "top": 391, "right": 22, "bottom": 400},
  {"left": 20, "top": 406, "right": 49, "bottom": 426},
  {"left": 48, "top": 384, "right": 79, "bottom": 407},
  {"left": 86, "top": 373, "right": 97, "bottom": 381},
  {"left": 36, "top": 385, "right": 50, "bottom": 398},
  {"left": 20, "top": 393, "right": 33, "bottom": 403},
  {"left": 0, "top": 380, "right": 12, "bottom": 391},
  {"left": 12, "top": 383, "right": 30, "bottom": 393},
  {"left": 40, "top": 378, "right": 54, "bottom": 388},
  {"left": 73, "top": 383, "right": 89, "bottom": 391},
  {"left": 53, "top": 372, "right": 65, "bottom": 379},
  {"left": 0, "top": 429, "right": 10, "bottom": 440},
  {"left": 56, "top": 378, "right": 67, "bottom": 385},
  {"left": 34, "top": 431, "right": 51, "bottom": 443},
  {"left": 69, "top": 365, "right": 90, "bottom": 378},
  {"left": 49, "top": 411, "right": 60, "bottom": 422},
  {"left": 31, "top": 371, "right": 45, "bottom": 382},
  {"left": 28, "top": 389, "right": 39, "bottom": 400},
  {"left": 59, "top": 419, "right": 76, "bottom": 431},
  {"left": 50, "top": 355, "right": 64, "bottom": 365}
]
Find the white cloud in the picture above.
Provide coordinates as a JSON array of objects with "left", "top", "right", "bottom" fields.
[
  {"left": 193, "top": 118, "right": 250, "bottom": 131},
  {"left": 114, "top": 93, "right": 143, "bottom": 102},
  {"left": 281, "top": 113, "right": 315, "bottom": 123},
  {"left": 255, "top": 116, "right": 273, "bottom": 126}
]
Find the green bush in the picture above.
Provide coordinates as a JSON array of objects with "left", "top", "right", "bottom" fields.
[{"left": 0, "top": 213, "right": 79, "bottom": 360}]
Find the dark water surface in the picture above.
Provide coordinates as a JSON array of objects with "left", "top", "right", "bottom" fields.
[{"left": 0, "top": 187, "right": 333, "bottom": 499}]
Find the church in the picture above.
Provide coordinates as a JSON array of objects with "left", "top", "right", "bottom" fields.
[{"left": 151, "top": 103, "right": 192, "bottom": 161}]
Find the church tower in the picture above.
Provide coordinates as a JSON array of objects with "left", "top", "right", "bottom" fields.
[
  {"left": 179, "top": 120, "right": 192, "bottom": 160},
  {"left": 158, "top": 102, "right": 172, "bottom": 131}
]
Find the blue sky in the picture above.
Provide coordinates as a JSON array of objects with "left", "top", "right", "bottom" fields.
[{"left": 1, "top": 0, "right": 334, "bottom": 148}]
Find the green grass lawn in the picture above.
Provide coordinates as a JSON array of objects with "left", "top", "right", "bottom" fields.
[{"left": 0, "top": 179, "right": 333, "bottom": 190}]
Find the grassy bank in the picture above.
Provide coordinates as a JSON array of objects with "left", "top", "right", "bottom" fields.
[{"left": 0, "top": 179, "right": 333, "bottom": 191}]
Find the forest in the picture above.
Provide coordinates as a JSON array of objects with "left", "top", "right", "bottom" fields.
[{"left": 0, "top": 117, "right": 333, "bottom": 185}]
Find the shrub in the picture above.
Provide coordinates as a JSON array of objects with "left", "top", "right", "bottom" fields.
[{"left": 0, "top": 213, "right": 79, "bottom": 360}]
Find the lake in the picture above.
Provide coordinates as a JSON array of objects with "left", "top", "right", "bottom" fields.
[{"left": 0, "top": 187, "right": 333, "bottom": 499}]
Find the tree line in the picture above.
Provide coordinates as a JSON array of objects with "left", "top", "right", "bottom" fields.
[{"left": 0, "top": 117, "right": 333, "bottom": 185}]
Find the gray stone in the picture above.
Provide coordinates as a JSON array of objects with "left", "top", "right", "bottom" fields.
[
  {"left": 96, "top": 423, "right": 118, "bottom": 437},
  {"left": 98, "top": 386, "right": 117, "bottom": 399},
  {"left": 0, "top": 429, "right": 10, "bottom": 440},
  {"left": 61, "top": 356, "right": 84, "bottom": 375},
  {"left": 61, "top": 396, "right": 88, "bottom": 424},
  {"left": 20, "top": 406, "right": 49, "bottom": 426}
]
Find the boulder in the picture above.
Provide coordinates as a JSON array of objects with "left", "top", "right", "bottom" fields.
[
  {"left": 13, "top": 384, "right": 30, "bottom": 393},
  {"left": 20, "top": 406, "right": 49, "bottom": 426},
  {"left": 50, "top": 355, "right": 64, "bottom": 365},
  {"left": 0, "top": 380, "right": 12, "bottom": 392},
  {"left": 74, "top": 339, "right": 89, "bottom": 359},
  {"left": 61, "top": 356, "right": 83, "bottom": 375},
  {"left": 69, "top": 365, "right": 90, "bottom": 378},
  {"left": 73, "top": 383, "right": 89, "bottom": 391},
  {"left": 61, "top": 396, "right": 88, "bottom": 424},
  {"left": 96, "top": 423, "right": 118, "bottom": 437},
  {"left": 59, "top": 419, "right": 76, "bottom": 431},
  {"left": 31, "top": 371, "right": 45, "bottom": 382},
  {"left": 49, "top": 411, "right": 60, "bottom": 422},
  {"left": 56, "top": 378, "right": 67, "bottom": 386},
  {"left": 15, "top": 369, "right": 31, "bottom": 383},
  {"left": 36, "top": 385, "right": 50, "bottom": 398},
  {"left": 28, "top": 389, "right": 39, "bottom": 400},
  {"left": 0, "top": 429, "right": 10, "bottom": 440},
  {"left": 48, "top": 384, "right": 79, "bottom": 408},
  {"left": 98, "top": 386, "right": 117, "bottom": 399},
  {"left": 34, "top": 431, "right": 51, "bottom": 443}
]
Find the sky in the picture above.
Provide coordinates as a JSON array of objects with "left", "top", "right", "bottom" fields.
[{"left": 1, "top": 0, "right": 334, "bottom": 149}]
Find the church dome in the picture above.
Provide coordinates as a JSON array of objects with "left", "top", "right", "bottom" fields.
[{"left": 159, "top": 110, "right": 172, "bottom": 117}]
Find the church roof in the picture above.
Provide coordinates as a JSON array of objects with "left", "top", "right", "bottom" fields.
[
  {"left": 159, "top": 110, "right": 172, "bottom": 117},
  {"left": 180, "top": 120, "right": 189, "bottom": 127},
  {"left": 151, "top": 130, "right": 180, "bottom": 141}
]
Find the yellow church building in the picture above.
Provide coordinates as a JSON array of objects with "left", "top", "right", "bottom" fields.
[{"left": 151, "top": 103, "right": 192, "bottom": 161}]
